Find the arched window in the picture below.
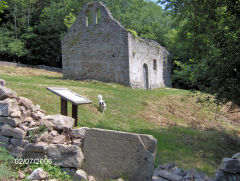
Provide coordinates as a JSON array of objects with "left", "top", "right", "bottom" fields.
[
  {"left": 95, "top": 8, "right": 101, "bottom": 24},
  {"left": 153, "top": 59, "right": 157, "bottom": 70},
  {"left": 85, "top": 10, "right": 92, "bottom": 27}
]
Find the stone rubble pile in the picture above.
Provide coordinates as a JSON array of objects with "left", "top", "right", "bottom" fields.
[
  {"left": 152, "top": 163, "right": 210, "bottom": 181},
  {"left": 0, "top": 83, "right": 95, "bottom": 181}
]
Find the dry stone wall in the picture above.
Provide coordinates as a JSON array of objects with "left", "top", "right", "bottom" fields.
[{"left": 0, "top": 81, "right": 157, "bottom": 181}]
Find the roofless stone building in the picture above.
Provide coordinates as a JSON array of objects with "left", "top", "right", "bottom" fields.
[{"left": 62, "top": 1, "right": 172, "bottom": 89}]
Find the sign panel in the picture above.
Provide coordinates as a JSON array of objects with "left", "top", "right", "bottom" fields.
[{"left": 47, "top": 87, "right": 92, "bottom": 105}]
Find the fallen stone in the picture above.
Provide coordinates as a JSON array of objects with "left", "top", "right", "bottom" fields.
[
  {"left": 170, "top": 166, "right": 184, "bottom": 177},
  {"left": 184, "top": 168, "right": 202, "bottom": 179},
  {"left": 1, "top": 124, "right": 26, "bottom": 139},
  {"left": 72, "top": 138, "right": 84, "bottom": 148},
  {"left": 0, "top": 79, "right": 5, "bottom": 86},
  {"left": 73, "top": 169, "right": 88, "bottom": 181},
  {"left": 8, "top": 144, "right": 25, "bottom": 157},
  {"left": 28, "top": 121, "right": 37, "bottom": 128},
  {"left": 22, "top": 110, "right": 32, "bottom": 117},
  {"left": 10, "top": 138, "right": 28, "bottom": 147},
  {"left": 52, "top": 135, "right": 65, "bottom": 144},
  {"left": 40, "top": 119, "right": 55, "bottom": 130},
  {"left": 0, "top": 117, "right": 21, "bottom": 127},
  {"left": 0, "top": 98, "right": 19, "bottom": 116},
  {"left": 152, "top": 176, "right": 168, "bottom": 181},
  {"left": 18, "top": 97, "right": 35, "bottom": 110},
  {"left": 0, "top": 135, "right": 10, "bottom": 148},
  {"left": 41, "top": 115, "right": 75, "bottom": 131},
  {"left": 25, "top": 142, "right": 48, "bottom": 153},
  {"left": 39, "top": 131, "right": 49, "bottom": 142},
  {"left": 69, "top": 127, "right": 88, "bottom": 138},
  {"left": 154, "top": 163, "right": 175, "bottom": 176},
  {"left": 10, "top": 110, "right": 21, "bottom": 118},
  {"left": 23, "top": 117, "right": 33, "bottom": 123},
  {"left": 24, "top": 143, "right": 48, "bottom": 159},
  {"left": 18, "top": 171, "right": 26, "bottom": 179},
  {"left": 8, "top": 138, "right": 28, "bottom": 157},
  {"left": 32, "top": 111, "right": 45, "bottom": 120},
  {"left": 0, "top": 85, "right": 17, "bottom": 100},
  {"left": 83, "top": 128, "right": 157, "bottom": 181},
  {"left": 27, "top": 168, "right": 48, "bottom": 180},
  {"left": 47, "top": 144, "right": 84, "bottom": 168},
  {"left": 220, "top": 158, "right": 240, "bottom": 173},
  {"left": 157, "top": 170, "right": 182, "bottom": 181},
  {"left": 19, "top": 124, "right": 28, "bottom": 132},
  {"left": 50, "top": 130, "right": 58, "bottom": 137}
]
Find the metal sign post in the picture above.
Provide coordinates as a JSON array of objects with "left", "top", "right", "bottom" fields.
[{"left": 47, "top": 87, "right": 92, "bottom": 127}]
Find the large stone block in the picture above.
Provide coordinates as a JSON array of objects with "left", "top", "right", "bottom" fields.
[
  {"left": 0, "top": 79, "right": 5, "bottom": 86},
  {"left": 82, "top": 128, "right": 157, "bottom": 181},
  {"left": 18, "top": 97, "right": 35, "bottom": 110},
  {"left": 0, "top": 117, "right": 21, "bottom": 127},
  {"left": 0, "top": 85, "right": 17, "bottom": 100},
  {"left": 0, "top": 135, "right": 10, "bottom": 148},
  {"left": 1, "top": 124, "right": 26, "bottom": 139},
  {"left": 24, "top": 142, "right": 48, "bottom": 159},
  {"left": 47, "top": 144, "right": 84, "bottom": 168},
  {"left": 7, "top": 138, "right": 29, "bottom": 157},
  {"left": 220, "top": 158, "right": 240, "bottom": 173},
  {"left": 0, "top": 98, "right": 19, "bottom": 116},
  {"left": 40, "top": 115, "right": 74, "bottom": 131}
]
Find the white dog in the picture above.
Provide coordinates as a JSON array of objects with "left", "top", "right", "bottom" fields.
[{"left": 98, "top": 95, "right": 106, "bottom": 113}]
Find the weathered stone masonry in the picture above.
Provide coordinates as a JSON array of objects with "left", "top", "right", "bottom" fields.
[{"left": 62, "top": 1, "right": 172, "bottom": 89}]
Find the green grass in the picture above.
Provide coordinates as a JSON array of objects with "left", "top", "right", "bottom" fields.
[
  {"left": 0, "top": 146, "right": 16, "bottom": 179},
  {"left": 1, "top": 65, "right": 240, "bottom": 176}
]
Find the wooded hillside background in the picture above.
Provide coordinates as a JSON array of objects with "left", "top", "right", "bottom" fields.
[{"left": 0, "top": 0, "right": 239, "bottom": 106}]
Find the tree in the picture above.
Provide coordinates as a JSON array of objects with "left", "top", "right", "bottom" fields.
[{"left": 158, "top": 0, "right": 240, "bottom": 106}]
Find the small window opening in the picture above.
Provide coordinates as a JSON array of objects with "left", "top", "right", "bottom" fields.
[
  {"left": 85, "top": 10, "right": 92, "bottom": 27},
  {"left": 96, "top": 9, "right": 101, "bottom": 24},
  {"left": 153, "top": 60, "right": 157, "bottom": 70}
]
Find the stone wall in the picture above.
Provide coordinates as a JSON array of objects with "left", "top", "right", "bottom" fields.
[
  {"left": 0, "top": 81, "right": 157, "bottom": 181},
  {"left": 62, "top": 1, "right": 130, "bottom": 85},
  {"left": 128, "top": 34, "right": 171, "bottom": 89},
  {"left": 61, "top": 1, "right": 172, "bottom": 89}
]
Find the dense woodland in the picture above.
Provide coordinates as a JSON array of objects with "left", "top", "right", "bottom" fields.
[{"left": 0, "top": 0, "right": 239, "bottom": 106}]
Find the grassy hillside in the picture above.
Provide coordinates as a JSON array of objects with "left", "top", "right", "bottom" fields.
[{"left": 1, "top": 65, "right": 240, "bottom": 176}]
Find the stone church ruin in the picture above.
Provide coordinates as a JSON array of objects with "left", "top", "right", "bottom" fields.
[{"left": 62, "top": 1, "right": 172, "bottom": 89}]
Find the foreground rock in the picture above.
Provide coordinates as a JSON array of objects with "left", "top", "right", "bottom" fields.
[
  {"left": 0, "top": 117, "right": 21, "bottom": 127},
  {"left": 215, "top": 152, "right": 240, "bottom": 181},
  {"left": 0, "top": 85, "right": 17, "bottom": 100},
  {"left": 0, "top": 98, "right": 19, "bottom": 116},
  {"left": 27, "top": 168, "right": 48, "bottom": 180},
  {"left": 1, "top": 124, "right": 26, "bottom": 139},
  {"left": 41, "top": 115, "right": 75, "bottom": 131},
  {"left": 73, "top": 169, "right": 88, "bottom": 181},
  {"left": 153, "top": 163, "right": 210, "bottom": 181},
  {"left": 83, "top": 128, "right": 157, "bottom": 181},
  {"left": 47, "top": 144, "right": 84, "bottom": 168},
  {"left": 0, "top": 79, "right": 5, "bottom": 86}
]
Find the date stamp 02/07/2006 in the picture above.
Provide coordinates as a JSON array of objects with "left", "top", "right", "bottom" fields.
[{"left": 14, "top": 157, "right": 52, "bottom": 165}]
